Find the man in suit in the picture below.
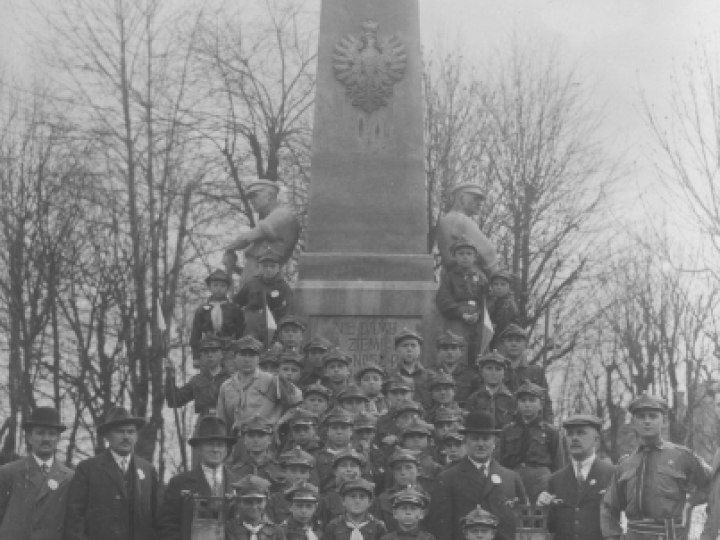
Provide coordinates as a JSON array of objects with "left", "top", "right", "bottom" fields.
[
  {"left": 537, "top": 414, "right": 615, "bottom": 540},
  {"left": 428, "top": 411, "right": 527, "bottom": 540},
  {"left": 64, "top": 407, "right": 158, "bottom": 540},
  {"left": 0, "top": 407, "right": 74, "bottom": 540},
  {"left": 157, "top": 416, "right": 241, "bottom": 540}
]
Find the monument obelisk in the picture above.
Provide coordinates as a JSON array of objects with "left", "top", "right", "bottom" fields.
[{"left": 295, "top": 0, "right": 437, "bottom": 368}]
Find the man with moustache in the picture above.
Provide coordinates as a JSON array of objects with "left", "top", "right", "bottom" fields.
[
  {"left": 537, "top": 414, "right": 614, "bottom": 540},
  {"left": 64, "top": 407, "right": 158, "bottom": 540},
  {"left": 428, "top": 411, "right": 527, "bottom": 540},
  {"left": 0, "top": 407, "right": 74, "bottom": 540}
]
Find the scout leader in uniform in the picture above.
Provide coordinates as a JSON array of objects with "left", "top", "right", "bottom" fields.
[
  {"left": 0, "top": 407, "right": 74, "bottom": 540},
  {"left": 536, "top": 414, "right": 614, "bottom": 540},
  {"left": 156, "top": 416, "right": 241, "bottom": 540},
  {"left": 601, "top": 394, "right": 711, "bottom": 540},
  {"left": 64, "top": 407, "right": 158, "bottom": 540},
  {"left": 428, "top": 411, "right": 527, "bottom": 540}
]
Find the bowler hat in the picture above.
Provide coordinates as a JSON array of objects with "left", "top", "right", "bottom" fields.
[
  {"left": 97, "top": 406, "right": 146, "bottom": 436},
  {"left": 23, "top": 407, "right": 67, "bottom": 433},
  {"left": 459, "top": 411, "right": 500, "bottom": 435},
  {"left": 189, "top": 416, "right": 236, "bottom": 447}
]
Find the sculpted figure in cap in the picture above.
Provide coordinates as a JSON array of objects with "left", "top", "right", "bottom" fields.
[{"left": 436, "top": 182, "right": 498, "bottom": 277}]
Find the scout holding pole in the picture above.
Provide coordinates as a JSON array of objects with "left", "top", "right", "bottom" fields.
[{"left": 159, "top": 298, "right": 189, "bottom": 472}]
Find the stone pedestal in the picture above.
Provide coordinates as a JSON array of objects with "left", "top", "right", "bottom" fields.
[{"left": 295, "top": 0, "right": 438, "bottom": 370}]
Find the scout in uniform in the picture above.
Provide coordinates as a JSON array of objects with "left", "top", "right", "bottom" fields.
[
  {"left": 434, "top": 330, "right": 480, "bottom": 407},
  {"left": 376, "top": 377, "right": 414, "bottom": 449},
  {"left": 537, "top": 414, "right": 614, "bottom": 540},
  {"left": 190, "top": 268, "right": 245, "bottom": 367},
  {"left": 497, "top": 381, "right": 564, "bottom": 502},
  {"left": 387, "top": 328, "right": 435, "bottom": 408},
  {"left": 0, "top": 407, "right": 74, "bottom": 540},
  {"left": 277, "top": 408, "right": 324, "bottom": 456},
  {"left": 500, "top": 324, "right": 554, "bottom": 422},
  {"left": 317, "top": 450, "right": 368, "bottom": 526},
  {"left": 227, "top": 475, "right": 284, "bottom": 540},
  {"left": 374, "top": 450, "right": 430, "bottom": 532},
  {"left": 278, "top": 481, "right": 322, "bottom": 540},
  {"left": 460, "top": 506, "right": 499, "bottom": 540},
  {"left": 278, "top": 352, "right": 306, "bottom": 386},
  {"left": 486, "top": 270, "right": 520, "bottom": 351},
  {"left": 378, "top": 400, "right": 424, "bottom": 457},
  {"left": 435, "top": 235, "right": 489, "bottom": 366},
  {"left": 316, "top": 409, "right": 357, "bottom": 490},
  {"left": 300, "top": 335, "right": 334, "bottom": 388},
  {"left": 267, "top": 447, "right": 317, "bottom": 524},
  {"left": 395, "top": 419, "right": 443, "bottom": 492},
  {"left": 601, "top": 394, "right": 711, "bottom": 540},
  {"left": 272, "top": 315, "right": 307, "bottom": 353},
  {"left": 323, "top": 351, "right": 353, "bottom": 404},
  {"left": 380, "top": 487, "right": 434, "bottom": 540},
  {"left": 356, "top": 363, "right": 388, "bottom": 415},
  {"left": 440, "top": 429, "right": 467, "bottom": 468},
  {"left": 260, "top": 350, "right": 281, "bottom": 374},
  {"left": 322, "top": 478, "right": 387, "bottom": 540},
  {"left": 233, "top": 415, "right": 285, "bottom": 492},
  {"left": 431, "top": 408, "right": 464, "bottom": 464},
  {"left": 464, "top": 352, "right": 515, "bottom": 430},
  {"left": 354, "top": 412, "right": 386, "bottom": 493},
  {"left": 425, "top": 373, "right": 464, "bottom": 425},
  {"left": 337, "top": 385, "right": 371, "bottom": 415},
  {"left": 233, "top": 244, "right": 293, "bottom": 345},
  {"left": 303, "top": 383, "right": 333, "bottom": 421}
]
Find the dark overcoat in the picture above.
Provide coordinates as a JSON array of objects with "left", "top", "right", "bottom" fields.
[
  {"left": 545, "top": 457, "right": 615, "bottom": 540},
  {"left": 428, "top": 457, "right": 527, "bottom": 540},
  {"left": 0, "top": 455, "right": 74, "bottom": 540},
  {"left": 63, "top": 451, "right": 158, "bottom": 540}
]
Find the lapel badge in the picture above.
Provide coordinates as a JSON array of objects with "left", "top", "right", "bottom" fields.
[
  {"left": 589, "top": 479, "right": 596, "bottom": 485},
  {"left": 48, "top": 479, "right": 58, "bottom": 490},
  {"left": 138, "top": 469, "right": 145, "bottom": 481},
  {"left": 271, "top": 291, "right": 280, "bottom": 297},
  {"left": 491, "top": 474, "right": 502, "bottom": 484}
]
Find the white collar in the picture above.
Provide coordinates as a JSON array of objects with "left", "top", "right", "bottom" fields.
[
  {"left": 468, "top": 457, "right": 491, "bottom": 475},
  {"left": 33, "top": 454, "right": 54, "bottom": 469},
  {"left": 110, "top": 450, "right": 132, "bottom": 469},
  {"left": 202, "top": 464, "right": 223, "bottom": 480},
  {"left": 572, "top": 454, "right": 595, "bottom": 475}
]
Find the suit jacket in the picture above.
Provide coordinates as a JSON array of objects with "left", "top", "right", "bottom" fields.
[
  {"left": 0, "top": 455, "right": 74, "bottom": 540},
  {"left": 63, "top": 450, "right": 158, "bottom": 540},
  {"left": 428, "top": 457, "right": 527, "bottom": 540},
  {"left": 545, "top": 457, "right": 615, "bottom": 540},
  {"left": 156, "top": 465, "right": 241, "bottom": 540}
]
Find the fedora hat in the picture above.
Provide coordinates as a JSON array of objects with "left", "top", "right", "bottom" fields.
[
  {"left": 97, "top": 406, "right": 146, "bottom": 436},
  {"left": 188, "top": 416, "right": 236, "bottom": 447},
  {"left": 23, "top": 407, "right": 67, "bottom": 432},
  {"left": 459, "top": 411, "right": 500, "bottom": 435}
]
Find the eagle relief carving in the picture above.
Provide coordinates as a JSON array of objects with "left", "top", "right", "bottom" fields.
[{"left": 333, "top": 20, "right": 407, "bottom": 113}]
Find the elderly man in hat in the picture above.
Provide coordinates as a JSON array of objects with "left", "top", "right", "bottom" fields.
[
  {"left": 536, "top": 414, "right": 615, "bottom": 540},
  {"left": 189, "top": 268, "right": 245, "bottom": 367},
  {"left": 601, "top": 394, "right": 711, "bottom": 540},
  {"left": 428, "top": 411, "right": 527, "bottom": 540},
  {"left": 0, "top": 407, "right": 74, "bottom": 540},
  {"left": 157, "top": 416, "right": 241, "bottom": 540},
  {"left": 225, "top": 178, "right": 301, "bottom": 290},
  {"left": 436, "top": 182, "right": 498, "bottom": 277},
  {"left": 64, "top": 407, "right": 158, "bottom": 540}
]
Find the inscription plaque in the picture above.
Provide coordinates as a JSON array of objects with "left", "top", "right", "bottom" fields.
[{"left": 311, "top": 316, "right": 422, "bottom": 371}]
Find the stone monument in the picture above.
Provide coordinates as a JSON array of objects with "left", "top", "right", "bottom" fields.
[{"left": 295, "top": 0, "right": 438, "bottom": 369}]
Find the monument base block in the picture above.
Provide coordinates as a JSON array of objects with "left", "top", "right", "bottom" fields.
[{"left": 294, "top": 279, "right": 440, "bottom": 370}]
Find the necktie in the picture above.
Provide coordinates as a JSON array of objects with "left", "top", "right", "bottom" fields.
[
  {"left": 211, "top": 302, "right": 224, "bottom": 333},
  {"left": 367, "top": 400, "right": 377, "bottom": 414},
  {"left": 121, "top": 458, "right": 128, "bottom": 474},
  {"left": 575, "top": 462, "right": 585, "bottom": 485},
  {"left": 213, "top": 471, "right": 220, "bottom": 496},
  {"left": 244, "top": 523, "right": 263, "bottom": 540},
  {"left": 636, "top": 446, "right": 652, "bottom": 516},
  {"left": 346, "top": 520, "right": 368, "bottom": 540},
  {"left": 41, "top": 464, "right": 49, "bottom": 476},
  {"left": 478, "top": 464, "right": 486, "bottom": 478},
  {"left": 305, "top": 527, "right": 319, "bottom": 540}
]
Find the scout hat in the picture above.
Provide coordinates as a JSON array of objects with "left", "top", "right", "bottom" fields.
[
  {"left": 390, "top": 486, "right": 430, "bottom": 509},
  {"left": 489, "top": 270, "right": 513, "bottom": 284},
  {"left": 199, "top": 337, "right": 225, "bottom": 351},
  {"left": 323, "top": 407, "right": 355, "bottom": 426},
  {"left": 563, "top": 414, "right": 603, "bottom": 431},
  {"left": 442, "top": 429, "right": 465, "bottom": 444},
  {"left": 450, "top": 182, "right": 485, "bottom": 199},
  {"left": 501, "top": 324, "right": 528, "bottom": 341},
  {"left": 303, "top": 335, "right": 333, "bottom": 354},
  {"left": 303, "top": 383, "right": 332, "bottom": 401},
  {"left": 240, "top": 415, "right": 274, "bottom": 435},
  {"left": 436, "top": 330, "right": 465, "bottom": 348},
  {"left": 337, "top": 384, "right": 370, "bottom": 403},
  {"left": 459, "top": 411, "right": 500, "bottom": 435},
  {"left": 628, "top": 393, "right": 668, "bottom": 414},
  {"left": 384, "top": 374, "right": 413, "bottom": 393},
  {"left": 231, "top": 335, "right": 263, "bottom": 353},
  {"left": 277, "top": 315, "right": 306, "bottom": 331},
  {"left": 516, "top": 381, "right": 545, "bottom": 399},
  {"left": 323, "top": 349, "right": 352, "bottom": 367},
  {"left": 429, "top": 373, "right": 456, "bottom": 390},
  {"left": 461, "top": 506, "right": 499, "bottom": 530},
  {"left": 23, "top": 407, "right": 67, "bottom": 432},
  {"left": 188, "top": 416, "right": 236, "bottom": 447},
  {"left": 450, "top": 234, "right": 478, "bottom": 255},
  {"left": 257, "top": 245, "right": 283, "bottom": 264},
  {"left": 288, "top": 408, "right": 319, "bottom": 427},
  {"left": 433, "top": 406, "right": 463, "bottom": 424},
  {"left": 354, "top": 412, "right": 378, "bottom": 431},
  {"left": 477, "top": 351, "right": 508, "bottom": 369},
  {"left": 387, "top": 448, "right": 420, "bottom": 468},
  {"left": 205, "top": 268, "right": 232, "bottom": 287},
  {"left": 400, "top": 418, "right": 434, "bottom": 438},
  {"left": 393, "top": 400, "right": 423, "bottom": 418},
  {"left": 259, "top": 351, "right": 280, "bottom": 369},
  {"left": 355, "top": 362, "right": 386, "bottom": 382},
  {"left": 97, "top": 406, "right": 146, "bottom": 436},
  {"left": 332, "top": 448, "right": 367, "bottom": 469},
  {"left": 233, "top": 475, "right": 271, "bottom": 498},
  {"left": 245, "top": 179, "right": 280, "bottom": 196},
  {"left": 339, "top": 478, "right": 375, "bottom": 497},
  {"left": 283, "top": 480, "right": 319, "bottom": 503},
  {"left": 279, "top": 446, "right": 316, "bottom": 469},
  {"left": 278, "top": 351, "right": 304, "bottom": 368},
  {"left": 394, "top": 328, "right": 423, "bottom": 348}
]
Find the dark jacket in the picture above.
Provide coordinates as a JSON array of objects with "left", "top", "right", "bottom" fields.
[
  {"left": 63, "top": 451, "right": 158, "bottom": 540},
  {"left": 486, "top": 294, "right": 520, "bottom": 337},
  {"left": 428, "top": 457, "right": 527, "bottom": 540},
  {"left": 233, "top": 274, "right": 293, "bottom": 321},
  {"left": 545, "top": 457, "right": 615, "bottom": 540},
  {"left": 504, "top": 357, "right": 554, "bottom": 423},
  {"left": 189, "top": 298, "right": 245, "bottom": 359},
  {"left": 381, "top": 529, "right": 435, "bottom": 540},
  {"left": 0, "top": 455, "right": 74, "bottom": 540},
  {"left": 279, "top": 517, "right": 322, "bottom": 540},
  {"left": 464, "top": 384, "right": 515, "bottom": 430},
  {"left": 386, "top": 365, "right": 436, "bottom": 409},
  {"left": 436, "top": 268, "right": 488, "bottom": 321},
  {"left": 323, "top": 514, "right": 387, "bottom": 540},
  {"left": 497, "top": 415, "right": 564, "bottom": 472},
  {"left": 165, "top": 368, "right": 231, "bottom": 415},
  {"left": 231, "top": 453, "right": 285, "bottom": 493},
  {"left": 435, "top": 364, "right": 480, "bottom": 408},
  {"left": 156, "top": 465, "right": 241, "bottom": 540}
]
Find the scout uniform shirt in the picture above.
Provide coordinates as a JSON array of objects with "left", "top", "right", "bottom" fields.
[
  {"left": 323, "top": 514, "right": 387, "bottom": 540},
  {"left": 497, "top": 414, "right": 564, "bottom": 471},
  {"left": 279, "top": 517, "right": 323, "bottom": 540},
  {"left": 165, "top": 366, "right": 231, "bottom": 416},
  {"left": 503, "top": 355, "right": 554, "bottom": 423},
  {"left": 464, "top": 383, "right": 515, "bottom": 430},
  {"left": 226, "top": 517, "right": 285, "bottom": 540}
]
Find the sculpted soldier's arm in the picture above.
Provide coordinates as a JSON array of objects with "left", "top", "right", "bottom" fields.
[{"left": 600, "top": 469, "right": 624, "bottom": 540}]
